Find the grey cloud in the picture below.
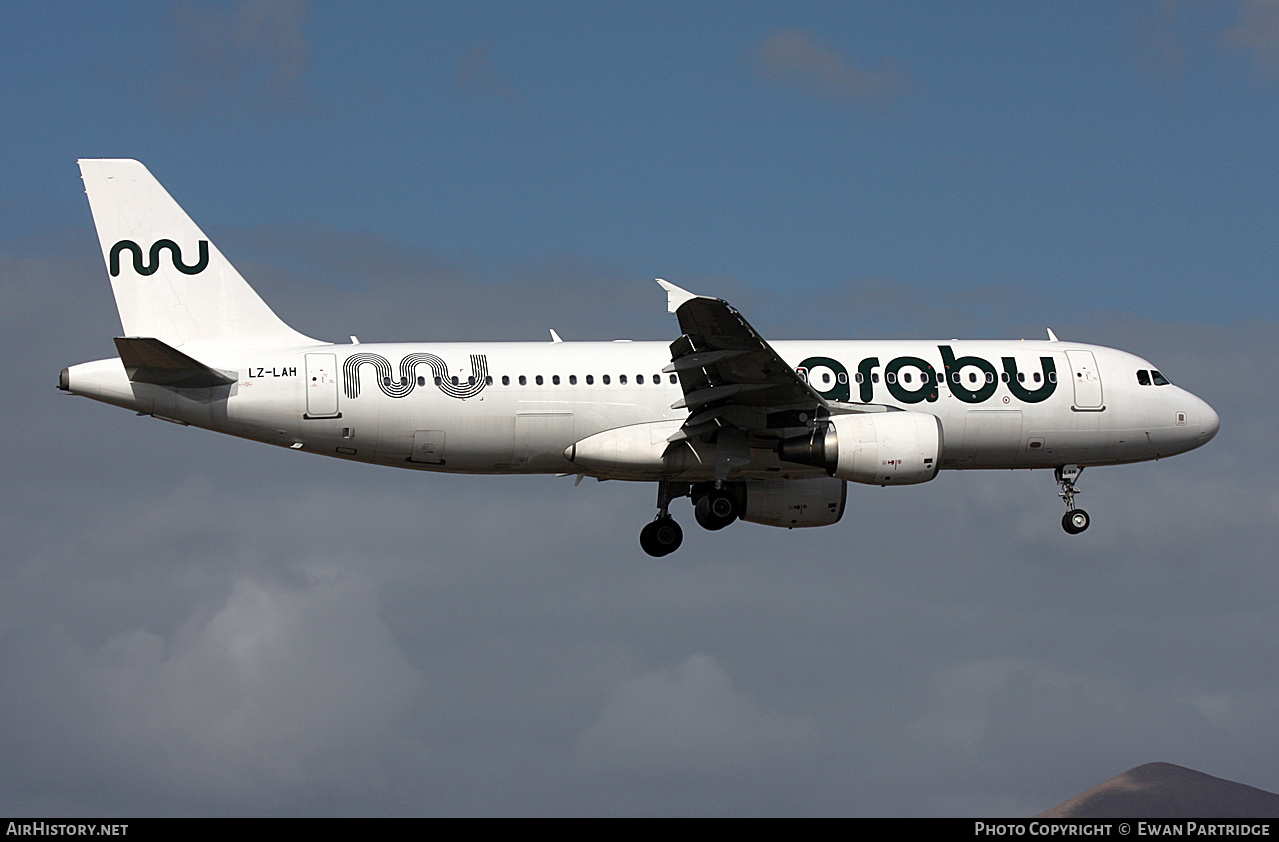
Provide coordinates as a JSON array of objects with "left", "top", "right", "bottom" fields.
[
  {"left": 219, "top": 222, "right": 666, "bottom": 343},
  {"left": 1130, "top": 0, "right": 1191, "bottom": 81},
  {"left": 6, "top": 213, "right": 1279, "bottom": 813},
  {"left": 572, "top": 653, "right": 815, "bottom": 773},
  {"left": 753, "top": 29, "right": 913, "bottom": 110},
  {"left": 1222, "top": 0, "right": 1279, "bottom": 78},
  {"left": 457, "top": 45, "right": 523, "bottom": 106},
  {"left": 161, "top": 0, "right": 312, "bottom": 118},
  {"left": 0, "top": 572, "right": 423, "bottom": 813}
]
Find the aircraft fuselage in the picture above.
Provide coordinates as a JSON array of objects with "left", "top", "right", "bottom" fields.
[{"left": 64, "top": 337, "right": 1218, "bottom": 480}]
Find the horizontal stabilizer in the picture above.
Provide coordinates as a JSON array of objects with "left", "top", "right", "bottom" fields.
[{"left": 113, "top": 337, "right": 236, "bottom": 388}]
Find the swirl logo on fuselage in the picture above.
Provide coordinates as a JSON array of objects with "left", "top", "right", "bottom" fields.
[
  {"left": 109, "top": 239, "right": 210, "bottom": 277},
  {"left": 343, "top": 352, "right": 489, "bottom": 400}
]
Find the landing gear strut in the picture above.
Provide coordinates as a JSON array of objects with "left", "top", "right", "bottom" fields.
[
  {"left": 640, "top": 481, "right": 688, "bottom": 557},
  {"left": 1055, "top": 465, "right": 1090, "bottom": 535}
]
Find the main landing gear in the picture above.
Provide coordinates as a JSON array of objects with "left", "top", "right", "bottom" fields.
[
  {"left": 693, "top": 483, "right": 740, "bottom": 532},
  {"left": 639, "top": 481, "right": 743, "bottom": 557},
  {"left": 640, "top": 481, "right": 687, "bottom": 557},
  {"left": 1055, "top": 465, "right": 1090, "bottom": 535}
]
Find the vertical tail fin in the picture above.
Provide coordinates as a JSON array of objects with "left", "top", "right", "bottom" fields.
[{"left": 78, "top": 158, "right": 316, "bottom": 349}]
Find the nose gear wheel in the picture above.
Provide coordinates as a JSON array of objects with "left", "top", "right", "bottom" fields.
[{"left": 1055, "top": 465, "right": 1090, "bottom": 534}]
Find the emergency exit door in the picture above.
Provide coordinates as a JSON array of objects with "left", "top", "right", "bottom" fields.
[
  {"left": 304, "top": 353, "right": 341, "bottom": 418},
  {"left": 1066, "top": 350, "right": 1104, "bottom": 410}
]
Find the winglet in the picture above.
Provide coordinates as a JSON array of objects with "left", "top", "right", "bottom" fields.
[
  {"left": 655, "top": 279, "right": 700, "bottom": 314},
  {"left": 1046, "top": 328, "right": 1060, "bottom": 342},
  {"left": 549, "top": 329, "right": 563, "bottom": 343}
]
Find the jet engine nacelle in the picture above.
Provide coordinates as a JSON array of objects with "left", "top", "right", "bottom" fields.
[
  {"left": 740, "top": 477, "right": 847, "bottom": 528},
  {"left": 779, "top": 411, "right": 943, "bottom": 486}
]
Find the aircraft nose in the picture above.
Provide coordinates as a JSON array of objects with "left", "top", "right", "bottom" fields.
[{"left": 1199, "top": 399, "right": 1220, "bottom": 444}]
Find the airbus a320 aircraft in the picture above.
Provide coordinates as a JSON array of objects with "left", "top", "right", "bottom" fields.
[{"left": 61, "top": 160, "right": 1219, "bottom": 556}]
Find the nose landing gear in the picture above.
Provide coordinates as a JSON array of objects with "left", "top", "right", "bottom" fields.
[{"left": 1055, "top": 465, "right": 1090, "bottom": 534}]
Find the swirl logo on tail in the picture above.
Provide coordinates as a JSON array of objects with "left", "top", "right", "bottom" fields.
[{"left": 109, "top": 239, "right": 210, "bottom": 276}]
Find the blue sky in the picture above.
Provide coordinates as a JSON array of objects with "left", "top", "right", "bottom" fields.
[
  {"left": 2, "top": 1, "right": 1277, "bottom": 816},
  {"left": 4, "top": 1, "right": 1277, "bottom": 328}
]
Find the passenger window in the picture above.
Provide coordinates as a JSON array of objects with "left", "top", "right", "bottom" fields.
[
  {"left": 451, "top": 376, "right": 459, "bottom": 386},
  {"left": 502, "top": 375, "right": 510, "bottom": 386},
  {"left": 903, "top": 372, "right": 912, "bottom": 384},
  {"left": 872, "top": 373, "right": 880, "bottom": 383},
  {"left": 1137, "top": 370, "right": 1151, "bottom": 386},
  {"left": 620, "top": 374, "right": 627, "bottom": 385},
  {"left": 637, "top": 374, "right": 644, "bottom": 384},
  {"left": 886, "top": 372, "right": 897, "bottom": 384},
  {"left": 1152, "top": 370, "right": 1170, "bottom": 386},
  {"left": 586, "top": 375, "right": 594, "bottom": 385},
  {"left": 535, "top": 375, "right": 543, "bottom": 385},
  {"left": 603, "top": 374, "right": 611, "bottom": 385},
  {"left": 569, "top": 375, "right": 577, "bottom": 385},
  {"left": 418, "top": 376, "right": 426, "bottom": 387},
  {"left": 552, "top": 375, "right": 560, "bottom": 385},
  {"left": 485, "top": 376, "right": 493, "bottom": 386},
  {"left": 669, "top": 374, "right": 677, "bottom": 384},
  {"left": 434, "top": 376, "right": 442, "bottom": 386},
  {"left": 822, "top": 372, "right": 831, "bottom": 384},
  {"left": 518, "top": 375, "right": 526, "bottom": 386}
]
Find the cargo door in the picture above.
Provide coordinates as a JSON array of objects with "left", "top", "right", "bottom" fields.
[{"left": 409, "top": 430, "right": 446, "bottom": 464}]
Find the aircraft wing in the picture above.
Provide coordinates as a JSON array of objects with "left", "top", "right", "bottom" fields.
[{"left": 657, "top": 280, "right": 836, "bottom": 454}]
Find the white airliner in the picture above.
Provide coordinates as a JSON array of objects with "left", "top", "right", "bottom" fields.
[{"left": 60, "top": 159, "right": 1220, "bottom": 556}]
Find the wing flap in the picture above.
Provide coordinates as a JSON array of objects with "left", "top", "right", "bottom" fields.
[
  {"left": 665, "top": 292, "right": 827, "bottom": 421},
  {"left": 656, "top": 281, "right": 898, "bottom": 471}
]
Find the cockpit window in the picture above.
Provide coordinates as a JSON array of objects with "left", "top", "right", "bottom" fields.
[
  {"left": 1137, "top": 370, "right": 1151, "bottom": 386},
  {"left": 1151, "top": 370, "right": 1170, "bottom": 386}
]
